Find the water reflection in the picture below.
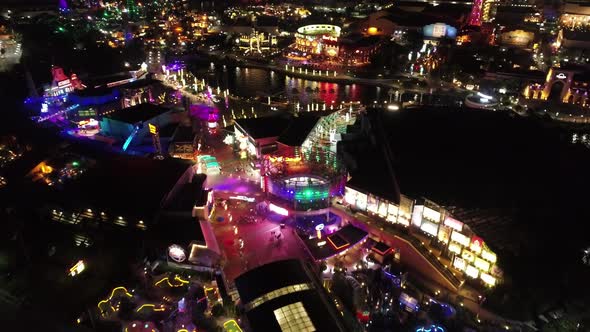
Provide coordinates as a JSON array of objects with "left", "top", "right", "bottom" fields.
[{"left": 189, "top": 62, "right": 383, "bottom": 105}]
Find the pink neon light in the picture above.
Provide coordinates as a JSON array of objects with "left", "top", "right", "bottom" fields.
[
  {"left": 269, "top": 203, "right": 289, "bottom": 216},
  {"left": 468, "top": 0, "right": 483, "bottom": 26}
]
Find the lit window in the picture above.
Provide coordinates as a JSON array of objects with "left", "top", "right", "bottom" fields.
[
  {"left": 273, "top": 302, "right": 316, "bottom": 332},
  {"left": 244, "top": 283, "right": 312, "bottom": 311}
]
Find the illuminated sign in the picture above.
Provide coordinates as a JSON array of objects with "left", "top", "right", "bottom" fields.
[
  {"left": 322, "top": 35, "right": 338, "bottom": 42},
  {"left": 168, "top": 244, "right": 186, "bottom": 263},
  {"left": 69, "top": 260, "right": 86, "bottom": 277},
  {"left": 269, "top": 203, "right": 289, "bottom": 216},
  {"left": 453, "top": 256, "right": 466, "bottom": 271},
  {"left": 58, "top": 79, "right": 71, "bottom": 87},
  {"left": 423, "top": 207, "right": 441, "bottom": 222},
  {"left": 556, "top": 73, "right": 567, "bottom": 80},
  {"left": 451, "top": 231, "right": 470, "bottom": 246},
  {"left": 433, "top": 24, "right": 446, "bottom": 38},
  {"left": 481, "top": 249, "right": 497, "bottom": 263},
  {"left": 316, "top": 223, "right": 324, "bottom": 239},
  {"left": 420, "top": 221, "right": 439, "bottom": 236},
  {"left": 448, "top": 242, "right": 462, "bottom": 254},
  {"left": 388, "top": 203, "right": 399, "bottom": 217},
  {"left": 399, "top": 292, "right": 419, "bottom": 312},
  {"left": 317, "top": 241, "right": 327, "bottom": 247},
  {"left": 474, "top": 257, "right": 490, "bottom": 272},
  {"left": 465, "top": 265, "right": 479, "bottom": 278},
  {"left": 423, "top": 23, "right": 457, "bottom": 39},
  {"left": 412, "top": 205, "right": 424, "bottom": 227},
  {"left": 461, "top": 250, "right": 475, "bottom": 262},
  {"left": 470, "top": 236, "right": 484, "bottom": 254},
  {"left": 480, "top": 273, "right": 496, "bottom": 286},
  {"left": 148, "top": 123, "right": 158, "bottom": 135},
  {"left": 437, "top": 225, "right": 450, "bottom": 243},
  {"left": 444, "top": 217, "right": 463, "bottom": 231}
]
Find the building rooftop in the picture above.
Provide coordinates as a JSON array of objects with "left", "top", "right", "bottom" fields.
[
  {"left": 38, "top": 152, "right": 191, "bottom": 221},
  {"left": 234, "top": 259, "right": 346, "bottom": 332},
  {"left": 71, "top": 86, "right": 117, "bottom": 97},
  {"left": 342, "top": 109, "right": 401, "bottom": 204},
  {"left": 302, "top": 224, "right": 368, "bottom": 260},
  {"left": 104, "top": 103, "right": 172, "bottom": 124},
  {"left": 563, "top": 29, "right": 590, "bottom": 42},
  {"left": 277, "top": 114, "right": 322, "bottom": 147},
  {"left": 234, "top": 115, "right": 291, "bottom": 139},
  {"left": 235, "top": 259, "right": 311, "bottom": 304},
  {"left": 162, "top": 173, "right": 207, "bottom": 212},
  {"left": 118, "top": 78, "right": 161, "bottom": 90},
  {"left": 171, "top": 125, "right": 196, "bottom": 144},
  {"left": 380, "top": 8, "right": 456, "bottom": 27},
  {"left": 151, "top": 213, "right": 206, "bottom": 247}
]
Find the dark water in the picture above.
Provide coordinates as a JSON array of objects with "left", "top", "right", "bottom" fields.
[{"left": 189, "top": 62, "right": 388, "bottom": 106}]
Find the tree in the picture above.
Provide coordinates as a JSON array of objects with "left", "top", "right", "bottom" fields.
[{"left": 211, "top": 303, "right": 224, "bottom": 317}]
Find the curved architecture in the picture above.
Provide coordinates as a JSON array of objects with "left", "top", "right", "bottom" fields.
[
  {"left": 464, "top": 92, "right": 498, "bottom": 110},
  {"left": 262, "top": 148, "right": 346, "bottom": 212},
  {"left": 294, "top": 24, "right": 341, "bottom": 57}
]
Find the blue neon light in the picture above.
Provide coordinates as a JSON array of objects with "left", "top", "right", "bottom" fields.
[
  {"left": 416, "top": 325, "right": 445, "bottom": 332},
  {"left": 122, "top": 126, "right": 140, "bottom": 151}
]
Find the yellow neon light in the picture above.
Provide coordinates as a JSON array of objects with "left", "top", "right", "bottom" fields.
[
  {"left": 224, "top": 319, "right": 243, "bottom": 332},
  {"left": 154, "top": 275, "right": 190, "bottom": 288},
  {"left": 97, "top": 286, "right": 132, "bottom": 315},
  {"left": 136, "top": 303, "right": 166, "bottom": 312},
  {"left": 268, "top": 156, "right": 301, "bottom": 163}
]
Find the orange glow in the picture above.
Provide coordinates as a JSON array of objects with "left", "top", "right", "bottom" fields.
[
  {"left": 268, "top": 156, "right": 301, "bottom": 163},
  {"left": 327, "top": 236, "right": 349, "bottom": 250},
  {"left": 367, "top": 27, "right": 378, "bottom": 35},
  {"left": 41, "top": 164, "right": 53, "bottom": 174}
]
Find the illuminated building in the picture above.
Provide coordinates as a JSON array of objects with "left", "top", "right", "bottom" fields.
[
  {"left": 464, "top": 92, "right": 499, "bottom": 109},
  {"left": 238, "top": 30, "right": 277, "bottom": 54},
  {"left": 560, "top": 1, "right": 590, "bottom": 30},
  {"left": 39, "top": 152, "right": 193, "bottom": 230},
  {"left": 44, "top": 66, "right": 84, "bottom": 97},
  {"left": 294, "top": 24, "right": 341, "bottom": 57},
  {"left": 146, "top": 49, "right": 165, "bottom": 73},
  {"left": 340, "top": 109, "right": 502, "bottom": 287},
  {"left": 234, "top": 259, "right": 347, "bottom": 332},
  {"left": 361, "top": 7, "right": 464, "bottom": 42},
  {"left": 524, "top": 67, "right": 590, "bottom": 123},
  {"left": 468, "top": 0, "right": 483, "bottom": 26},
  {"left": 339, "top": 36, "right": 383, "bottom": 66},
  {"left": 235, "top": 112, "right": 354, "bottom": 212},
  {"left": 169, "top": 125, "right": 196, "bottom": 160},
  {"left": 100, "top": 103, "right": 175, "bottom": 145},
  {"left": 498, "top": 29, "right": 535, "bottom": 48},
  {"left": 289, "top": 24, "right": 385, "bottom": 67},
  {"left": 481, "top": 0, "right": 496, "bottom": 22}
]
